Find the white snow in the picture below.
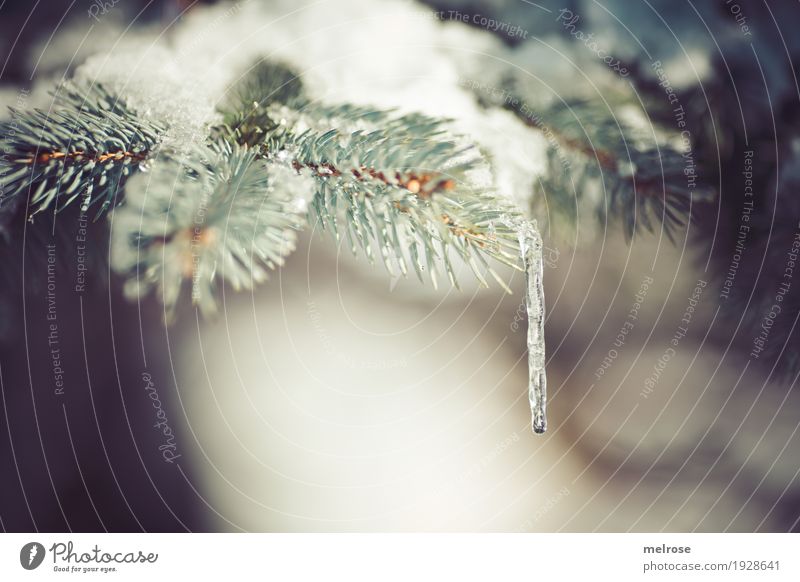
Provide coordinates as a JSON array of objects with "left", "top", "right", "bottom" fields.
[{"left": 68, "top": 0, "right": 562, "bottom": 209}]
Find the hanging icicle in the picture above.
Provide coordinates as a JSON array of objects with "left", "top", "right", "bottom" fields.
[{"left": 517, "top": 219, "right": 548, "bottom": 434}]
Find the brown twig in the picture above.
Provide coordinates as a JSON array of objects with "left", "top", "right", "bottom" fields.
[
  {"left": 291, "top": 157, "right": 493, "bottom": 245},
  {"left": 21, "top": 149, "right": 147, "bottom": 165},
  {"left": 292, "top": 158, "right": 455, "bottom": 198}
]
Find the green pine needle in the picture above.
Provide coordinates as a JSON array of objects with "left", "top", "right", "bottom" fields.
[{"left": 0, "top": 84, "right": 163, "bottom": 218}]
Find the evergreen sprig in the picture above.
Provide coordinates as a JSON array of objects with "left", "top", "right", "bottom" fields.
[
  {"left": 484, "top": 91, "right": 714, "bottom": 241},
  {"left": 217, "top": 60, "right": 307, "bottom": 147},
  {"left": 2, "top": 60, "right": 533, "bottom": 318},
  {"left": 112, "top": 140, "right": 308, "bottom": 318},
  {"left": 0, "top": 83, "right": 163, "bottom": 218},
  {"left": 541, "top": 100, "right": 712, "bottom": 241},
  {"left": 263, "top": 124, "right": 522, "bottom": 290},
  {"left": 215, "top": 61, "right": 524, "bottom": 291}
]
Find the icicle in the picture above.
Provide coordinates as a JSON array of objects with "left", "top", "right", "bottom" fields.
[{"left": 517, "top": 219, "right": 547, "bottom": 434}]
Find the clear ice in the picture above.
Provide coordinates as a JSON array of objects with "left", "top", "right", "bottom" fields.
[{"left": 517, "top": 219, "right": 547, "bottom": 434}]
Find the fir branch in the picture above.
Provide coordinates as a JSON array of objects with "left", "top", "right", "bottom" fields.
[
  {"left": 216, "top": 60, "right": 307, "bottom": 147},
  {"left": 215, "top": 60, "right": 456, "bottom": 147},
  {"left": 216, "top": 61, "right": 528, "bottom": 291},
  {"left": 263, "top": 125, "right": 522, "bottom": 290},
  {"left": 0, "top": 84, "right": 163, "bottom": 218},
  {"left": 212, "top": 61, "right": 527, "bottom": 290},
  {"left": 495, "top": 95, "right": 714, "bottom": 241},
  {"left": 111, "top": 140, "right": 310, "bottom": 318}
]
